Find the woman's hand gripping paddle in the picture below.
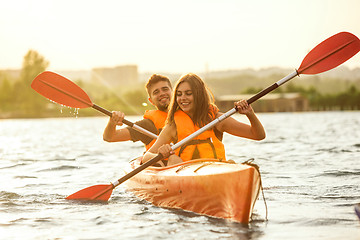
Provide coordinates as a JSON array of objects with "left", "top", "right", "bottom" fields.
[
  {"left": 31, "top": 71, "right": 158, "bottom": 139},
  {"left": 66, "top": 31, "right": 360, "bottom": 202}
]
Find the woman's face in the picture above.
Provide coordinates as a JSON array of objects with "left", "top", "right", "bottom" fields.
[{"left": 176, "top": 82, "right": 194, "bottom": 116}]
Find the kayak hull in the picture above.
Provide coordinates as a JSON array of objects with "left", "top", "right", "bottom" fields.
[{"left": 123, "top": 159, "right": 261, "bottom": 224}]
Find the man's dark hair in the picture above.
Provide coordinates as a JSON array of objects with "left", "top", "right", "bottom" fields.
[{"left": 145, "top": 74, "right": 172, "bottom": 96}]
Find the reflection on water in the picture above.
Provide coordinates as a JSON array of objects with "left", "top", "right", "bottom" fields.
[{"left": 0, "top": 112, "right": 360, "bottom": 239}]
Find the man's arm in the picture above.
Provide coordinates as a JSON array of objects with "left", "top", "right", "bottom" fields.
[
  {"left": 126, "top": 119, "right": 157, "bottom": 145},
  {"left": 103, "top": 111, "right": 157, "bottom": 144},
  {"left": 103, "top": 112, "right": 132, "bottom": 142}
]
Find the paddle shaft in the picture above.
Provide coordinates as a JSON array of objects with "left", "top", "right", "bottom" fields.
[
  {"left": 247, "top": 71, "right": 298, "bottom": 104},
  {"left": 70, "top": 73, "right": 299, "bottom": 197},
  {"left": 111, "top": 154, "right": 164, "bottom": 188}
]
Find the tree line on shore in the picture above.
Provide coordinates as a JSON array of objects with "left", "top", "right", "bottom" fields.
[
  {"left": 239, "top": 82, "right": 360, "bottom": 111},
  {"left": 1, "top": 50, "right": 360, "bottom": 119}
]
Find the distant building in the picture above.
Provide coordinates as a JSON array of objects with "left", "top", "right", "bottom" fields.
[
  {"left": 57, "top": 70, "right": 92, "bottom": 82},
  {"left": 216, "top": 93, "right": 309, "bottom": 112},
  {"left": 91, "top": 65, "right": 138, "bottom": 86}
]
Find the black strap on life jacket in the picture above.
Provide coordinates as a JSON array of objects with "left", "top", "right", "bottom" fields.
[{"left": 178, "top": 138, "right": 217, "bottom": 160}]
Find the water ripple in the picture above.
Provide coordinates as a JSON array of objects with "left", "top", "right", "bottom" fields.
[
  {"left": 1, "top": 113, "right": 360, "bottom": 239},
  {"left": 37, "top": 165, "right": 82, "bottom": 172},
  {"left": 0, "top": 191, "right": 21, "bottom": 199},
  {"left": 318, "top": 170, "right": 360, "bottom": 177}
]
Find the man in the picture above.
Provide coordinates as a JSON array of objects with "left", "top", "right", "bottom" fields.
[{"left": 103, "top": 74, "right": 172, "bottom": 150}]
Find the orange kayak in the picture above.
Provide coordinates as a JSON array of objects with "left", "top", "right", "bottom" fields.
[{"left": 123, "top": 158, "right": 261, "bottom": 224}]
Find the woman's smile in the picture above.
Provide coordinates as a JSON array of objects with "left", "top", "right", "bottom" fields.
[{"left": 176, "top": 82, "right": 194, "bottom": 115}]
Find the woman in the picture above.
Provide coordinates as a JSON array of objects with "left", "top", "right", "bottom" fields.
[{"left": 142, "top": 73, "right": 266, "bottom": 166}]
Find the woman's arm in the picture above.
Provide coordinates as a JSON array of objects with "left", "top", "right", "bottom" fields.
[
  {"left": 141, "top": 123, "right": 176, "bottom": 163},
  {"left": 216, "top": 100, "right": 266, "bottom": 140}
]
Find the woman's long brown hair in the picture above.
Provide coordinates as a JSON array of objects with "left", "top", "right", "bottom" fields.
[{"left": 167, "top": 73, "right": 217, "bottom": 127}]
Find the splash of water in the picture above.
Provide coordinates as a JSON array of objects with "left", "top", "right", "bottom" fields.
[{"left": 47, "top": 100, "right": 80, "bottom": 117}]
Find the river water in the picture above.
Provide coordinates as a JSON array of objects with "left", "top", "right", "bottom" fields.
[{"left": 1, "top": 111, "right": 359, "bottom": 239}]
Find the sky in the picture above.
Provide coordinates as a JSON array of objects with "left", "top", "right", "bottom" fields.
[{"left": 1, "top": 0, "right": 360, "bottom": 74}]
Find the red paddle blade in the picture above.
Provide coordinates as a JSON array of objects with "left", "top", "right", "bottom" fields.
[
  {"left": 66, "top": 184, "right": 114, "bottom": 201},
  {"left": 298, "top": 32, "right": 360, "bottom": 75},
  {"left": 31, "top": 71, "right": 93, "bottom": 108}
]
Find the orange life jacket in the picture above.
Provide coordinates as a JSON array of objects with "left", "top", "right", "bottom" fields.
[
  {"left": 143, "top": 110, "right": 168, "bottom": 150},
  {"left": 174, "top": 109, "right": 226, "bottom": 161}
]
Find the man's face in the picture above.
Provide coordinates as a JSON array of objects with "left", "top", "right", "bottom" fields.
[{"left": 148, "top": 81, "right": 172, "bottom": 112}]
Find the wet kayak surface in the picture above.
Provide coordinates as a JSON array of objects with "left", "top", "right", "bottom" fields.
[{"left": 1, "top": 112, "right": 360, "bottom": 239}]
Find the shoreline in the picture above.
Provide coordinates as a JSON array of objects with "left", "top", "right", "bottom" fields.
[{"left": 1, "top": 109, "right": 360, "bottom": 120}]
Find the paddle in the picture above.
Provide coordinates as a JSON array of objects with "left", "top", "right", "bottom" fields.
[
  {"left": 66, "top": 31, "right": 360, "bottom": 201},
  {"left": 31, "top": 71, "right": 158, "bottom": 139}
]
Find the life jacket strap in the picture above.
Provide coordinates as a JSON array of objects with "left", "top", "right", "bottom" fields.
[{"left": 178, "top": 138, "right": 217, "bottom": 159}]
